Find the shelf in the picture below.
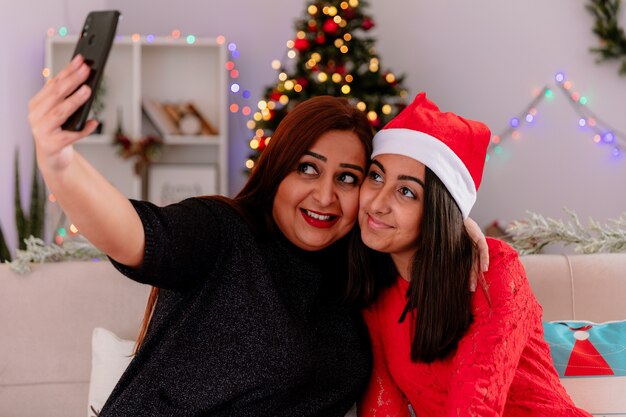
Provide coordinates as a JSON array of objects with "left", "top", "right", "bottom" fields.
[{"left": 46, "top": 34, "right": 229, "bottom": 207}]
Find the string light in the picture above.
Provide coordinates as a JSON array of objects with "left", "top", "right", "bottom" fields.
[{"left": 488, "top": 71, "right": 625, "bottom": 161}]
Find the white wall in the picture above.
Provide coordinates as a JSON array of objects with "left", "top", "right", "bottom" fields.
[{"left": 2, "top": 0, "right": 625, "bottom": 255}]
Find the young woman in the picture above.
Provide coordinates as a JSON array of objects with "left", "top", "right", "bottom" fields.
[
  {"left": 350, "top": 93, "right": 591, "bottom": 416},
  {"left": 28, "top": 55, "right": 374, "bottom": 416}
]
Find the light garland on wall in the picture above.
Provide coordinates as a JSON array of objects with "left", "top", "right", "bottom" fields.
[{"left": 487, "top": 71, "right": 625, "bottom": 161}]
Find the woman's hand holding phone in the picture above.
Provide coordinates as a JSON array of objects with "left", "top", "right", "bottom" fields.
[{"left": 28, "top": 54, "right": 99, "bottom": 174}]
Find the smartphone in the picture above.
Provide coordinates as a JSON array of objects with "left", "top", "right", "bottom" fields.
[{"left": 62, "top": 10, "right": 121, "bottom": 131}]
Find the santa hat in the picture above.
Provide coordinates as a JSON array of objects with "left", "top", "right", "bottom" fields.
[{"left": 372, "top": 92, "right": 491, "bottom": 218}]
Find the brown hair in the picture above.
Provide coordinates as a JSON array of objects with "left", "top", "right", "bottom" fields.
[
  {"left": 134, "top": 96, "right": 373, "bottom": 353},
  {"left": 347, "top": 168, "right": 477, "bottom": 363}
]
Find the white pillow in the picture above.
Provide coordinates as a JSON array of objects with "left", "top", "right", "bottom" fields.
[{"left": 87, "top": 327, "right": 135, "bottom": 417}]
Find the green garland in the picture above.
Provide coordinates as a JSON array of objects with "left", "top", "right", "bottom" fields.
[
  {"left": 587, "top": 0, "right": 626, "bottom": 75},
  {"left": 506, "top": 209, "right": 626, "bottom": 255},
  {"left": 7, "top": 236, "right": 107, "bottom": 275}
]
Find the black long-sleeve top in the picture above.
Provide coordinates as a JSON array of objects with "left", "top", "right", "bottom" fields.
[{"left": 99, "top": 197, "right": 371, "bottom": 417}]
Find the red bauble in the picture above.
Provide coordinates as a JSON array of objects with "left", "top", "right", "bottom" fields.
[
  {"left": 343, "top": 8, "right": 356, "bottom": 19},
  {"left": 270, "top": 91, "right": 282, "bottom": 101},
  {"left": 335, "top": 65, "right": 346, "bottom": 75},
  {"left": 315, "top": 33, "right": 326, "bottom": 44},
  {"left": 257, "top": 136, "right": 268, "bottom": 152},
  {"left": 308, "top": 21, "right": 317, "bottom": 32},
  {"left": 323, "top": 19, "right": 339, "bottom": 34},
  {"left": 293, "top": 38, "right": 310, "bottom": 52},
  {"left": 297, "top": 77, "right": 309, "bottom": 88},
  {"left": 362, "top": 17, "right": 375, "bottom": 31}
]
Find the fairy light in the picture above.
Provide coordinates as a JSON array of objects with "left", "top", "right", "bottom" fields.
[
  {"left": 246, "top": 159, "right": 255, "bottom": 169},
  {"left": 230, "top": 69, "right": 239, "bottom": 78},
  {"left": 357, "top": 101, "right": 367, "bottom": 111},
  {"left": 294, "top": 84, "right": 303, "bottom": 93},
  {"left": 341, "top": 1, "right": 349, "bottom": 9},
  {"left": 340, "top": 46, "right": 349, "bottom": 54},
  {"left": 247, "top": 120, "right": 256, "bottom": 129},
  {"left": 308, "top": 5, "right": 318, "bottom": 14},
  {"left": 332, "top": 73, "right": 342, "bottom": 83},
  {"left": 341, "top": 85, "right": 351, "bottom": 94},
  {"left": 344, "top": 33, "right": 352, "bottom": 41},
  {"left": 278, "top": 72, "right": 288, "bottom": 81},
  {"left": 47, "top": 27, "right": 55, "bottom": 37},
  {"left": 230, "top": 104, "right": 239, "bottom": 113},
  {"left": 345, "top": 74, "right": 353, "bottom": 83},
  {"left": 171, "top": 29, "right": 181, "bottom": 39},
  {"left": 42, "top": 68, "right": 51, "bottom": 78},
  {"left": 328, "top": 6, "right": 338, "bottom": 16},
  {"left": 48, "top": 194, "right": 56, "bottom": 203},
  {"left": 349, "top": 0, "right": 359, "bottom": 7},
  {"left": 70, "top": 224, "right": 79, "bottom": 234},
  {"left": 286, "top": 40, "right": 295, "bottom": 48},
  {"left": 216, "top": 35, "right": 225, "bottom": 44},
  {"left": 271, "top": 59, "right": 281, "bottom": 70},
  {"left": 287, "top": 50, "right": 297, "bottom": 59},
  {"left": 317, "top": 72, "right": 328, "bottom": 82},
  {"left": 250, "top": 138, "right": 260, "bottom": 149},
  {"left": 279, "top": 95, "right": 289, "bottom": 105},
  {"left": 284, "top": 80, "right": 295, "bottom": 90},
  {"left": 367, "top": 111, "right": 377, "bottom": 121},
  {"left": 186, "top": 35, "right": 196, "bottom": 44},
  {"left": 230, "top": 83, "right": 240, "bottom": 93},
  {"left": 253, "top": 112, "right": 262, "bottom": 121},
  {"left": 488, "top": 72, "right": 625, "bottom": 161},
  {"left": 58, "top": 26, "right": 68, "bottom": 37},
  {"left": 382, "top": 104, "right": 392, "bottom": 115},
  {"left": 257, "top": 101, "right": 268, "bottom": 110}
]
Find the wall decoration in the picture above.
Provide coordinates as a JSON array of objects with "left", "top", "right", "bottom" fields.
[{"left": 487, "top": 71, "right": 626, "bottom": 161}]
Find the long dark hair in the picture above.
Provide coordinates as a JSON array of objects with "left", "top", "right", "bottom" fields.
[
  {"left": 347, "top": 167, "right": 477, "bottom": 363},
  {"left": 134, "top": 96, "right": 373, "bottom": 353}
]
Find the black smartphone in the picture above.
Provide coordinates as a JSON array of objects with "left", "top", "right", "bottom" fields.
[{"left": 62, "top": 10, "right": 121, "bottom": 131}]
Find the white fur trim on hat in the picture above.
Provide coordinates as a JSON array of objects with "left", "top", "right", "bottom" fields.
[{"left": 372, "top": 128, "right": 477, "bottom": 218}]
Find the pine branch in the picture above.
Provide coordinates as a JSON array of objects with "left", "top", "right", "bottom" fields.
[
  {"left": 506, "top": 209, "right": 626, "bottom": 255},
  {"left": 8, "top": 236, "right": 107, "bottom": 275}
]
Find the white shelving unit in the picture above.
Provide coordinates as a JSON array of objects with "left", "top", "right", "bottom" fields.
[{"left": 45, "top": 35, "right": 229, "bottom": 204}]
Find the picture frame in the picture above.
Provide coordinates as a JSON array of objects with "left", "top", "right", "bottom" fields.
[{"left": 145, "top": 163, "right": 218, "bottom": 206}]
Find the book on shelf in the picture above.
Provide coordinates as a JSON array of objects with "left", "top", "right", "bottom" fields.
[
  {"left": 142, "top": 99, "right": 180, "bottom": 136},
  {"left": 142, "top": 99, "right": 218, "bottom": 138}
]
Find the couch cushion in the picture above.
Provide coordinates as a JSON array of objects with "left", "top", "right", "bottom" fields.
[{"left": 544, "top": 320, "right": 626, "bottom": 415}]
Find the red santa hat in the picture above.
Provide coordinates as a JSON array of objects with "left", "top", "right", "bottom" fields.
[{"left": 372, "top": 92, "right": 491, "bottom": 218}]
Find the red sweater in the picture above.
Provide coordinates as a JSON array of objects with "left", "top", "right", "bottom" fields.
[{"left": 358, "top": 238, "right": 591, "bottom": 417}]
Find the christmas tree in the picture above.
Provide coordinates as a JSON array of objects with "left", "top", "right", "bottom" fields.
[{"left": 245, "top": 0, "right": 409, "bottom": 171}]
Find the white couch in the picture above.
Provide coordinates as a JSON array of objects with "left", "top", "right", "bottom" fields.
[{"left": 1, "top": 253, "right": 625, "bottom": 416}]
